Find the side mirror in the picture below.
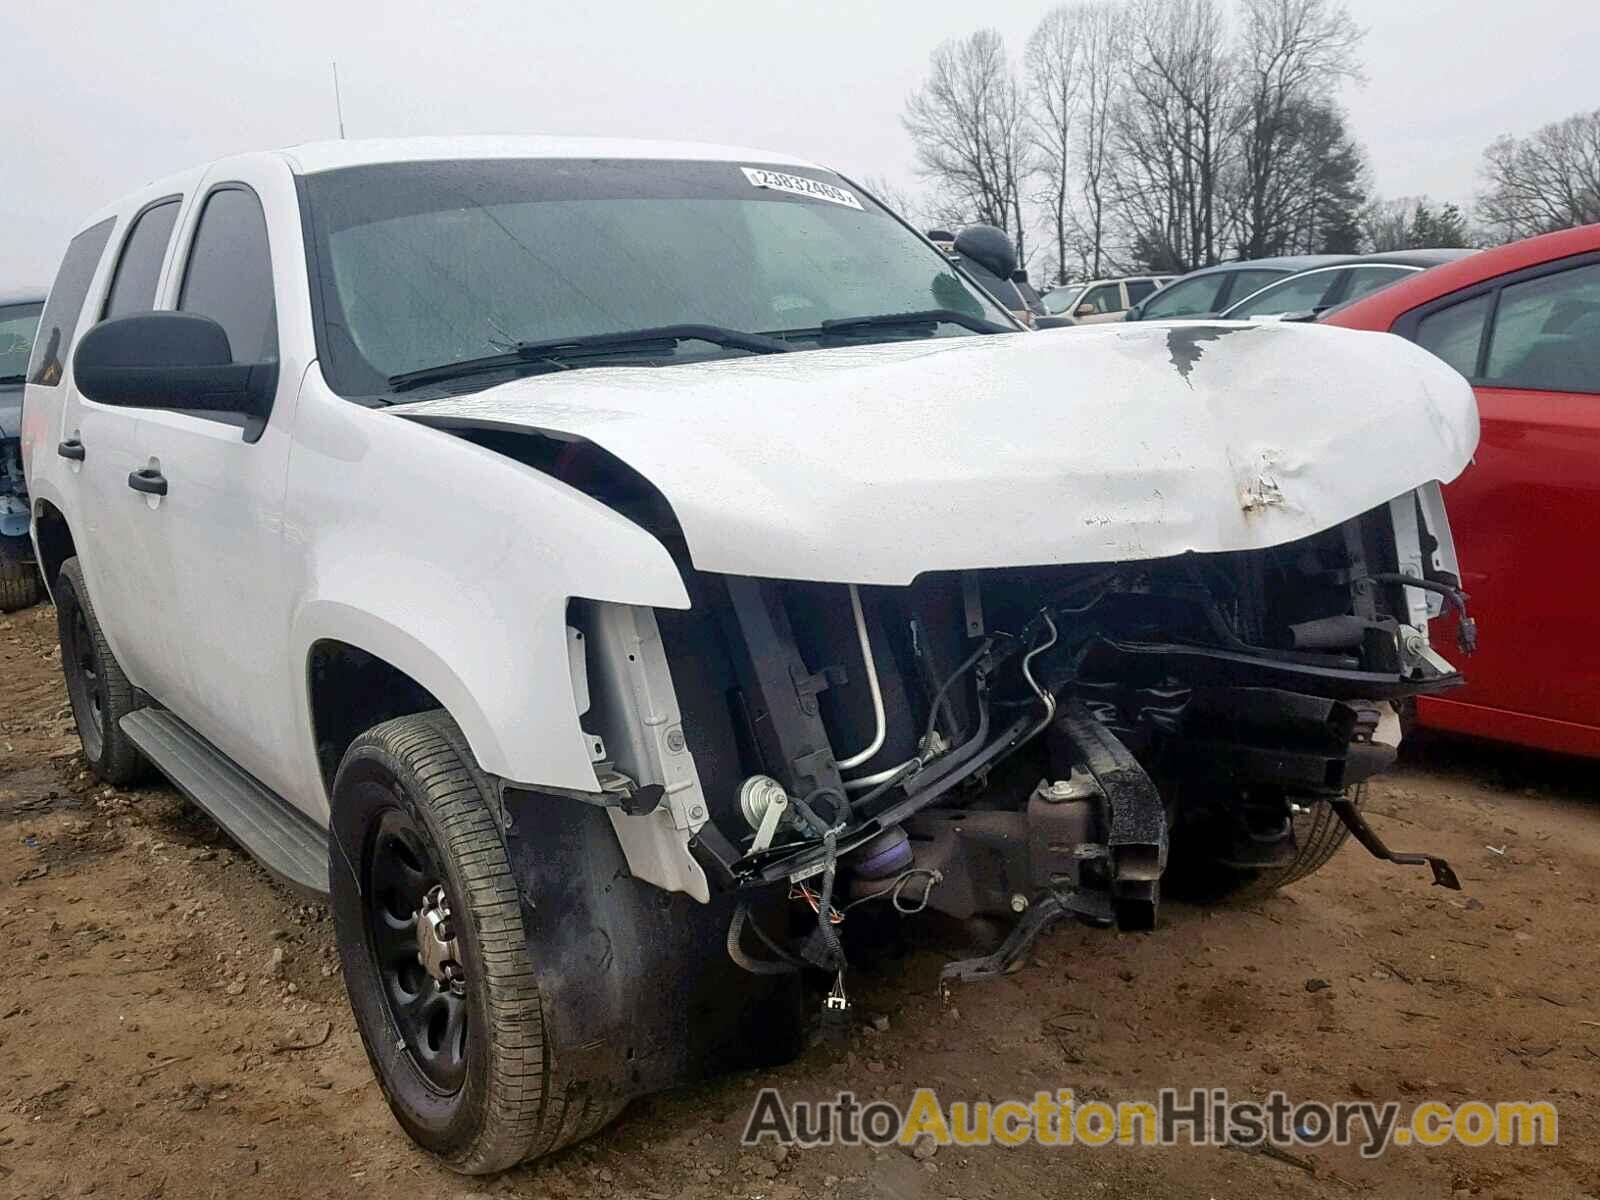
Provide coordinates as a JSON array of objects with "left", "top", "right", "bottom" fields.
[
  {"left": 73, "top": 312, "right": 276, "bottom": 428},
  {"left": 1075, "top": 303, "right": 1096, "bottom": 319},
  {"left": 952, "top": 224, "right": 1018, "bottom": 282},
  {"left": 1124, "top": 303, "right": 1143, "bottom": 322}
]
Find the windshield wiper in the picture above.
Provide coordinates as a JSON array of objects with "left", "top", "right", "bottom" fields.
[
  {"left": 0, "top": 373, "right": 26, "bottom": 385},
  {"left": 388, "top": 324, "right": 791, "bottom": 393},
  {"left": 816, "top": 308, "right": 1011, "bottom": 337}
]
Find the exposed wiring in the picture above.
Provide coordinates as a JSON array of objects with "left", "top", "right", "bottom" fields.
[
  {"left": 836, "top": 584, "right": 887, "bottom": 770},
  {"left": 843, "top": 756, "right": 920, "bottom": 791},
  {"left": 726, "top": 901, "right": 804, "bottom": 975},
  {"left": 843, "top": 867, "right": 944, "bottom": 914}
]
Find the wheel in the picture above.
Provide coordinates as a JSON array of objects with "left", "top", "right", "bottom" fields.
[
  {"left": 0, "top": 549, "right": 39, "bottom": 612},
  {"left": 1165, "top": 786, "right": 1360, "bottom": 904},
  {"left": 329, "top": 711, "right": 623, "bottom": 1174},
  {"left": 54, "top": 557, "right": 145, "bottom": 784}
]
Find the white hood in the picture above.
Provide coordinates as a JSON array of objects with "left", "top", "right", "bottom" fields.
[{"left": 393, "top": 321, "right": 1479, "bottom": 585}]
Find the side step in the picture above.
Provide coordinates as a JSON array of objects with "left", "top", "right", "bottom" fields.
[{"left": 120, "top": 709, "right": 330, "bottom": 898}]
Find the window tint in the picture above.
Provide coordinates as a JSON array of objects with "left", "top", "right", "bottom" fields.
[
  {"left": 1222, "top": 270, "right": 1285, "bottom": 307},
  {"left": 1142, "top": 274, "right": 1227, "bottom": 319},
  {"left": 1414, "top": 293, "right": 1492, "bottom": 378},
  {"left": 0, "top": 303, "right": 43, "bottom": 380},
  {"left": 102, "top": 200, "right": 182, "bottom": 319},
  {"left": 1079, "top": 283, "right": 1123, "bottom": 315},
  {"left": 1341, "top": 265, "right": 1413, "bottom": 306},
  {"left": 179, "top": 188, "right": 277, "bottom": 362},
  {"left": 1125, "top": 279, "right": 1157, "bottom": 304},
  {"left": 1482, "top": 262, "right": 1600, "bottom": 394},
  {"left": 27, "top": 218, "right": 115, "bottom": 386},
  {"left": 1228, "top": 269, "right": 1341, "bottom": 318}
]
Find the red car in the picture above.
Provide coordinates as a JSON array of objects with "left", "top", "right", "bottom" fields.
[{"left": 1325, "top": 224, "right": 1600, "bottom": 757}]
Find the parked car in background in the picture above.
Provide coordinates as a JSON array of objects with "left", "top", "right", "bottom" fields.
[
  {"left": 1325, "top": 224, "right": 1600, "bottom": 758},
  {"left": 1123, "top": 256, "right": 1344, "bottom": 321},
  {"left": 1043, "top": 275, "right": 1173, "bottom": 323},
  {"left": 1220, "top": 249, "right": 1477, "bottom": 320},
  {"left": 1, "top": 289, "right": 46, "bottom": 610}
]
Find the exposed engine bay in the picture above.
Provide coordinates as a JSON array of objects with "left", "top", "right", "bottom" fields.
[{"left": 558, "top": 490, "right": 1472, "bottom": 994}]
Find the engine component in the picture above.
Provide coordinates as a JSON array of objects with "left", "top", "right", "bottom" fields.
[{"left": 739, "top": 774, "right": 791, "bottom": 853}]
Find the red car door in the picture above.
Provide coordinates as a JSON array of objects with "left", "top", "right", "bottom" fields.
[{"left": 1403, "top": 256, "right": 1600, "bottom": 755}]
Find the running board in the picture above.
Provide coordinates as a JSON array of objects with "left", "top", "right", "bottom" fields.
[{"left": 120, "top": 709, "right": 330, "bottom": 898}]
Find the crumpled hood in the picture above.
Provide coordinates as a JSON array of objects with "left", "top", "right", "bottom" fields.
[{"left": 392, "top": 321, "right": 1479, "bottom": 585}]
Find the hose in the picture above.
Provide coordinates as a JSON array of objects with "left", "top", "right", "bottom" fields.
[
  {"left": 726, "top": 901, "right": 804, "bottom": 975},
  {"left": 836, "top": 584, "right": 887, "bottom": 770}
]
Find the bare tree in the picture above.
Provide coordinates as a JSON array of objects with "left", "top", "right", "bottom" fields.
[
  {"left": 1478, "top": 109, "right": 1600, "bottom": 241},
  {"left": 1068, "top": 2, "right": 1128, "bottom": 279},
  {"left": 861, "top": 175, "right": 924, "bottom": 226},
  {"left": 1025, "top": 6, "right": 1086, "bottom": 285},
  {"left": 1232, "top": 0, "right": 1363, "bottom": 258},
  {"left": 1111, "top": 0, "right": 1237, "bottom": 273},
  {"left": 903, "top": 30, "right": 1035, "bottom": 259}
]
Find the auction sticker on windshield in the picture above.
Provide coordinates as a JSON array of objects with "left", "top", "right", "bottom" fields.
[{"left": 741, "top": 167, "right": 863, "bottom": 210}]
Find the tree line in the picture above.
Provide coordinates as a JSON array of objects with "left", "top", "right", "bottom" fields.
[{"left": 900, "top": 0, "right": 1599, "bottom": 285}]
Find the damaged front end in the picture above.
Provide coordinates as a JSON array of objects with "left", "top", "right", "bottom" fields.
[{"left": 559, "top": 487, "right": 1471, "bottom": 1007}]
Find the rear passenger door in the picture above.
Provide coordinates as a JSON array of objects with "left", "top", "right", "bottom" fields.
[
  {"left": 1401, "top": 254, "right": 1600, "bottom": 741},
  {"left": 53, "top": 202, "right": 185, "bottom": 690}
]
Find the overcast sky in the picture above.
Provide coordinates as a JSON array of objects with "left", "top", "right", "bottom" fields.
[{"left": 2, "top": 0, "right": 1595, "bottom": 284}]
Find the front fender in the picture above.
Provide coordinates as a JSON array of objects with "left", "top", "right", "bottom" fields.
[{"left": 286, "top": 370, "right": 689, "bottom": 798}]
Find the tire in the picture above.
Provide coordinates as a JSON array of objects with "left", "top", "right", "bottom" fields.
[
  {"left": 54, "top": 557, "right": 145, "bottom": 784},
  {"left": 0, "top": 550, "right": 39, "bottom": 612},
  {"left": 330, "top": 711, "right": 623, "bottom": 1174},
  {"left": 1166, "top": 786, "right": 1360, "bottom": 904}
]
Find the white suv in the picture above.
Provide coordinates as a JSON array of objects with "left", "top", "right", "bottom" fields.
[
  {"left": 1042, "top": 275, "right": 1174, "bottom": 323},
  {"left": 24, "top": 136, "right": 1478, "bottom": 1173}
]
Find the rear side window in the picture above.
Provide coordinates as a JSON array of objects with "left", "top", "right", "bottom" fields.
[
  {"left": 179, "top": 187, "right": 277, "bottom": 362},
  {"left": 1482, "top": 263, "right": 1600, "bottom": 394},
  {"left": 1143, "top": 274, "right": 1226, "bottom": 319},
  {"left": 102, "top": 200, "right": 182, "bottom": 319},
  {"left": 1414, "top": 294, "right": 1492, "bottom": 379},
  {"left": 27, "top": 217, "right": 115, "bottom": 386},
  {"left": 1125, "top": 279, "right": 1157, "bottom": 304},
  {"left": 1230, "top": 270, "right": 1341, "bottom": 318}
]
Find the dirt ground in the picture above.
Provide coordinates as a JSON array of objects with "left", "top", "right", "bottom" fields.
[{"left": 2, "top": 601, "right": 1597, "bottom": 1200}]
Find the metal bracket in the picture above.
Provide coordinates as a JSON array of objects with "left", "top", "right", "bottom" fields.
[
  {"left": 939, "top": 887, "right": 1114, "bottom": 988},
  {"left": 1327, "top": 794, "right": 1460, "bottom": 889}
]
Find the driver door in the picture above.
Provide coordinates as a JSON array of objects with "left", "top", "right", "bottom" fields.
[{"left": 125, "top": 161, "right": 308, "bottom": 801}]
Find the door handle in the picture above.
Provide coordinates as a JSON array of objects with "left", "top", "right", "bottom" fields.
[
  {"left": 57, "top": 438, "right": 86, "bottom": 461},
  {"left": 127, "top": 467, "right": 168, "bottom": 497}
]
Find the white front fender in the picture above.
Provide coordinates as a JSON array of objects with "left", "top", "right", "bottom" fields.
[{"left": 285, "top": 369, "right": 688, "bottom": 808}]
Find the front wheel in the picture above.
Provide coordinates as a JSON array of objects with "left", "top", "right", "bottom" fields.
[
  {"left": 1165, "top": 786, "right": 1359, "bottom": 904},
  {"left": 329, "top": 711, "right": 622, "bottom": 1174}
]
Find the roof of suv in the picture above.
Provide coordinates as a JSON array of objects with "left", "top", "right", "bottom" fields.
[{"left": 278, "top": 135, "right": 822, "bottom": 176}]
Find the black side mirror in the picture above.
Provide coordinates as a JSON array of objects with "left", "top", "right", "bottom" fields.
[
  {"left": 73, "top": 312, "right": 277, "bottom": 436},
  {"left": 952, "top": 224, "right": 1018, "bottom": 283}
]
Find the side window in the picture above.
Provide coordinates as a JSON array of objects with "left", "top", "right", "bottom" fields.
[
  {"left": 27, "top": 217, "right": 116, "bottom": 386},
  {"left": 1220, "top": 270, "right": 1284, "bottom": 308},
  {"left": 1413, "top": 294, "right": 1492, "bottom": 379},
  {"left": 102, "top": 200, "right": 182, "bottom": 319},
  {"left": 1125, "top": 279, "right": 1157, "bottom": 305},
  {"left": 1340, "top": 265, "right": 1413, "bottom": 307},
  {"left": 1080, "top": 283, "right": 1123, "bottom": 314},
  {"left": 1482, "top": 262, "right": 1600, "bottom": 394},
  {"left": 1143, "top": 275, "right": 1226, "bottom": 319},
  {"left": 1229, "top": 270, "right": 1341, "bottom": 318},
  {"left": 179, "top": 187, "right": 277, "bottom": 362}
]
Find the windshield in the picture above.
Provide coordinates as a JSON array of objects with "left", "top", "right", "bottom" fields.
[
  {"left": 0, "top": 302, "right": 43, "bottom": 381},
  {"left": 300, "top": 158, "right": 1013, "bottom": 396}
]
